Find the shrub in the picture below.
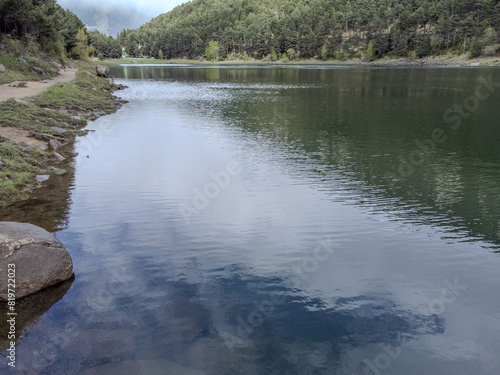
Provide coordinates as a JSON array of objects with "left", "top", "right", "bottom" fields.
[
  {"left": 469, "top": 41, "right": 483, "bottom": 58},
  {"left": 408, "top": 50, "right": 417, "bottom": 60},
  {"left": 366, "top": 41, "right": 374, "bottom": 61},
  {"left": 286, "top": 48, "right": 296, "bottom": 60},
  {"left": 271, "top": 49, "right": 278, "bottom": 61}
]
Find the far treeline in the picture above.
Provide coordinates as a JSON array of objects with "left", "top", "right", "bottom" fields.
[
  {"left": 91, "top": 0, "right": 500, "bottom": 61},
  {"left": 0, "top": 0, "right": 93, "bottom": 59}
]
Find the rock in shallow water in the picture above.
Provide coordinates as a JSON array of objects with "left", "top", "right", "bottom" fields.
[
  {"left": 0, "top": 222, "right": 73, "bottom": 301},
  {"left": 82, "top": 359, "right": 204, "bottom": 375}
]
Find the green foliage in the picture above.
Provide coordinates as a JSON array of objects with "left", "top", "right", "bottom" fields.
[
  {"left": 281, "top": 52, "right": 288, "bottom": 60},
  {"left": 45, "top": 0, "right": 500, "bottom": 61},
  {"left": 321, "top": 44, "right": 328, "bottom": 60},
  {"left": 469, "top": 41, "right": 483, "bottom": 58},
  {"left": 366, "top": 41, "right": 375, "bottom": 61},
  {"left": 88, "top": 30, "right": 122, "bottom": 59},
  {"left": 204, "top": 40, "right": 219, "bottom": 61},
  {"left": 71, "top": 29, "right": 90, "bottom": 59},
  {"left": 271, "top": 49, "right": 278, "bottom": 61},
  {"left": 286, "top": 48, "right": 296, "bottom": 60},
  {"left": 408, "top": 50, "right": 417, "bottom": 60},
  {"left": 482, "top": 28, "right": 498, "bottom": 47},
  {"left": 0, "top": 0, "right": 87, "bottom": 58},
  {"left": 158, "top": 49, "right": 164, "bottom": 60}
]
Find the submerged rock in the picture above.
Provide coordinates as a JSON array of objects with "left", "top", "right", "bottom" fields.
[
  {"left": 82, "top": 359, "right": 204, "bottom": 375},
  {"left": 0, "top": 222, "right": 73, "bottom": 301}
]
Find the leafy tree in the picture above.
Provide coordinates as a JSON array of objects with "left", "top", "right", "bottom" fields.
[
  {"left": 366, "top": 40, "right": 374, "bottom": 61},
  {"left": 204, "top": 40, "right": 219, "bottom": 60},
  {"left": 158, "top": 48, "right": 164, "bottom": 59},
  {"left": 321, "top": 43, "right": 328, "bottom": 60}
]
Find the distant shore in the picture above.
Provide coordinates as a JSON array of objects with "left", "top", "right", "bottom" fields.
[{"left": 96, "top": 55, "right": 500, "bottom": 68}]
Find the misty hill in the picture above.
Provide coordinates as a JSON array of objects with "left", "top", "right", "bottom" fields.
[
  {"left": 115, "top": 0, "right": 500, "bottom": 60},
  {"left": 57, "top": 0, "right": 151, "bottom": 36}
]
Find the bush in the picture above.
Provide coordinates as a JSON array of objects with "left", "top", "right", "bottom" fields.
[
  {"left": 271, "top": 49, "right": 278, "bottom": 61},
  {"left": 483, "top": 44, "right": 500, "bottom": 56},
  {"left": 204, "top": 40, "right": 219, "bottom": 61},
  {"left": 469, "top": 41, "right": 483, "bottom": 58},
  {"left": 286, "top": 48, "right": 296, "bottom": 60},
  {"left": 281, "top": 52, "right": 288, "bottom": 60},
  {"left": 408, "top": 50, "right": 417, "bottom": 60},
  {"left": 321, "top": 43, "right": 328, "bottom": 60},
  {"left": 366, "top": 41, "right": 374, "bottom": 61}
]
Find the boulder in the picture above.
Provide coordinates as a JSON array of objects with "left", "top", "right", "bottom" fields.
[
  {"left": 50, "top": 126, "right": 67, "bottom": 134},
  {"left": 82, "top": 360, "right": 204, "bottom": 375},
  {"left": 0, "top": 161, "right": 4, "bottom": 170},
  {"left": 0, "top": 64, "right": 6, "bottom": 72},
  {"left": 49, "top": 139, "right": 62, "bottom": 151},
  {"left": 14, "top": 98, "right": 28, "bottom": 105},
  {"left": 0, "top": 222, "right": 73, "bottom": 301},
  {"left": 96, "top": 65, "right": 110, "bottom": 78},
  {"left": 53, "top": 152, "right": 66, "bottom": 162},
  {"left": 32, "top": 66, "right": 44, "bottom": 74}
]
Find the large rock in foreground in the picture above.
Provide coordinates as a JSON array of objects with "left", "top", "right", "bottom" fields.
[
  {"left": 96, "top": 65, "right": 110, "bottom": 78},
  {"left": 0, "top": 222, "right": 73, "bottom": 301}
]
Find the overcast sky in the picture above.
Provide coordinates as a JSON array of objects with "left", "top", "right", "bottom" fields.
[{"left": 58, "top": 0, "right": 189, "bottom": 17}]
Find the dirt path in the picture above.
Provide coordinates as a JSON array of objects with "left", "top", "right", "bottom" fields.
[{"left": 0, "top": 68, "right": 77, "bottom": 103}]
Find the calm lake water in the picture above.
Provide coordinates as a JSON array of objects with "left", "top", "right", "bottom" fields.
[{"left": 1, "top": 65, "right": 500, "bottom": 374}]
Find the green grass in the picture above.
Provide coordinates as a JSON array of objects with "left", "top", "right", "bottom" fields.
[
  {"left": 0, "top": 53, "right": 59, "bottom": 84},
  {"left": 0, "top": 60, "right": 124, "bottom": 206},
  {"left": 0, "top": 139, "right": 49, "bottom": 203}
]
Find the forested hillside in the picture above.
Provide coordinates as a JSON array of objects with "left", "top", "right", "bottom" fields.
[
  {"left": 0, "top": 0, "right": 90, "bottom": 59},
  {"left": 112, "top": 0, "right": 500, "bottom": 60}
]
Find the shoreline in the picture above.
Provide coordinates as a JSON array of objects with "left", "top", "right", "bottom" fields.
[
  {"left": 0, "top": 61, "right": 126, "bottom": 207},
  {"left": 96, "top": 55, "right": 500, "bottom": 68}
]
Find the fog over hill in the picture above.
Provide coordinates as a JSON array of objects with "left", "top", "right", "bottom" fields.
[{"left": 56, "top": 1, "right": 152, "bottom": 36}]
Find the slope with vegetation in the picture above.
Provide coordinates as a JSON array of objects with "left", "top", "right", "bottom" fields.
[
  {"left": 0, "top": 0, "right": 123, "bottom": 206},
  {"left": 100, "top": 0, "right": 500, "bottom": 61}
]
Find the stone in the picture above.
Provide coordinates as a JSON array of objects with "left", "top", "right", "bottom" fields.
[
  {"left": 469, "top": 62, "right": 480, "bottom": 66},
  {"left": 17, "top": 142, "right": 33, "bottom": 149},
  {"left": 96, "top": 65, "right": 111, "bottom": 78},
  {"left": 71, "top": 115, "right": 82, "bottom": 121},
  {"left": 9, "top": 81, "right": 21, "bottom": 87},
  {"left": 51, "top": 61, "right": 62, "bottom": 69},
  {"left": 106, "top": 78, "right": 114, "bottom": 85},
  {"left": 14, "top": 98, "right": 28, "bottom": 105},
  {"left": 115, "top": 102, "right": 123, "bottom": 109},
  {"left": 82, "top": 360, "right": 204, "bottom": 375},
  {"left": 17, "top": 58, "right": 27, "bottom": 64},
  {"left": 50, "top": 126, "right": 67, "bottom": 134},
  {"left": 0, "top": 64, "right": 6, "bottom": 72},
  {"left": 0, "top": 222, "right": 73, "bottom": 300},
  {"left": 67, "top": 329, "right": 135, "bottom": 367},
  {"left": 0, "top": 161, "right": 4, "bottom": 170},
  {"left": 49, "top": 139, "right": 62, "bottom": 150},
  {"left": 53, "top": 152, "right": 66, "bottom": 162},
  {"left": 32, "top": 66, "right": 44, "bottom": 74},
  {"left": 36, "top": 175, "right": 50, "bottom": 183}
]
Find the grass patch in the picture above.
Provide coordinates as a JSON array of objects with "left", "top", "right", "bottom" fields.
[
  {"left": 0, "top": 139, "right": 49, "bottom": 204},
  {"left": 0, "top": 60, "right": 124, "bottom": 206}
]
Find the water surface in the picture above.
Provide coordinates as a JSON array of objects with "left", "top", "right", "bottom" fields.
[{"left": 1, "top": 65, "right": 500, "bottom": 374}]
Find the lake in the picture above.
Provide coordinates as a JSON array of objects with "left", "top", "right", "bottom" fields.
[{"left": 1, "top": 65, "right": 500, "bottom": 374}]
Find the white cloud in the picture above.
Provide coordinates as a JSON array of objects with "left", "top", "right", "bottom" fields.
[{"left": 58, "top": 0, "right": 189, "bottom": 17}]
